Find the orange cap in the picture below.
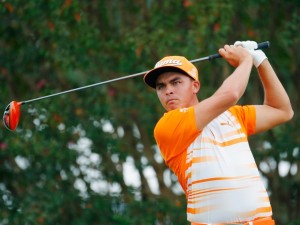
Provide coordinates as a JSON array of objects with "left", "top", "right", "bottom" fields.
[{"left": 144, "top": 56, "right": 199, "bottom": 88}]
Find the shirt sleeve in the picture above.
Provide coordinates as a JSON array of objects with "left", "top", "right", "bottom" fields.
[
  {"left": 229, "top": 105, "right": 256, "bottom": 135},
  {"left": 154, "top": 107, "right": 201, "bottom": 166}
]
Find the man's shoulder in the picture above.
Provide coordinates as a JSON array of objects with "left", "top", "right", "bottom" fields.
[{"left": 158, "top": 107, "right": 194, "bottom": 122}]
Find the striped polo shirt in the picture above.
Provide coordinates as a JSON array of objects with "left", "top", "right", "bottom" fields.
[{"left": 154, "top": 105, "right": 272, "bottom": 223}]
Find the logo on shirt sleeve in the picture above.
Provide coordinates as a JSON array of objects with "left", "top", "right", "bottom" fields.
[{"left": 179, "top": 108, "right": 188, "bottom": 113}]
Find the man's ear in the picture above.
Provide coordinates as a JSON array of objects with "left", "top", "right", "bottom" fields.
[{"left": 192, "top": 80, "right": 200, "bottom": 94}]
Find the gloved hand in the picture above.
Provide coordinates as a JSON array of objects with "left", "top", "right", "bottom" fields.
[{"left": 234, "top": 40, "right": 267, "bottom": 68}]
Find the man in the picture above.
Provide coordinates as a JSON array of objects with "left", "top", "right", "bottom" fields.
[{"left": 143, "top": 41, "right": 293, "bottom": 225}]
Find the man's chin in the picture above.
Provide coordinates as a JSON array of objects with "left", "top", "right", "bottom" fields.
[{"left": 166, "top": 105, "right": 179, "bottom": 112}]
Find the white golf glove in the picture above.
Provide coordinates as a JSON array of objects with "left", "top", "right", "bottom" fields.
[{"left": 234, "top": 40, "right": 267, "bottom": 68}]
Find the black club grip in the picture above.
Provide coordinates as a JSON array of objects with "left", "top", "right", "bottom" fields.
[
  {"left": 256, "top": 41, "right": 270, "bottom": 50},
  {"left": 208, "top": 41, "right": 270, "bottom": 61}
]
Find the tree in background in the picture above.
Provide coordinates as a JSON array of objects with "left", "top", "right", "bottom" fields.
[{"left": 0, "top": 1, "right": 299, "bottom": 224}]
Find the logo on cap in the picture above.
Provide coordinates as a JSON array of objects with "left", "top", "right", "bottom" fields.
[
  {"left": 143, "top": 55, "right": 199, "bottom": 89},
  {"left": 155, "top": 59, "right": 183, "bottom": 68}
]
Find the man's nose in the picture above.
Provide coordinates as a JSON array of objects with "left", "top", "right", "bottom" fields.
[{"left": 165, "top": 85, "right": 174, "bottom": 95}]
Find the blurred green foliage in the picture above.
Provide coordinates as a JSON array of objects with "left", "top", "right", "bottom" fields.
[{"left": 0, "top": 0, "right": 299, "bottom": 224}]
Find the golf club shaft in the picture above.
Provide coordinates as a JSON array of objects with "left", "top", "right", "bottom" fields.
[
  {"left": 22, "top": 41, "right": 270, "bottom": 104},
  {"left": 22, "top": 71, "right": 147, "bottom": 104}
]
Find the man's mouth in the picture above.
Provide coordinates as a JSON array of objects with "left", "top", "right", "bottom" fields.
[{"left": 166, "top": 99, "right": 177, "bottom": 104}]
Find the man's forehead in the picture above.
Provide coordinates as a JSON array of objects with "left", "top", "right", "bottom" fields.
[{"left": 156, "top": 71, "right": 186, "bottom": 83}]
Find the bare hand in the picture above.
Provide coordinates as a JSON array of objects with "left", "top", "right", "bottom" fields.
[{"left": 218, "top": 45, "right": 253, "bottom": 67}]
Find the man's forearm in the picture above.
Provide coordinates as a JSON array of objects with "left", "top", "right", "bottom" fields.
[{"left": 258, "top": 60, "right": 293, "bottom": 114}]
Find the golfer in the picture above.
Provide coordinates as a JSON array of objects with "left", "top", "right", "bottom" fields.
[{"left": 143, "top": 41, "right": 293, "bottom": 225}]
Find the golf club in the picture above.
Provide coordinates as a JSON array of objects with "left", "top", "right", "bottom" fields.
[{"left": 3, "top": 41, "right": 270, "bottom": 131}]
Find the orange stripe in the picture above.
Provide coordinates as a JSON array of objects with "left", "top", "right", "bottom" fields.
[
  {"left": 188, "top": 175, "right": 261, "bottom": 187},
  {"left": 201, "top": 136, "right": 248, "bottom": 147},
  {"left": 191, "top": 146, "right": 214, "bottom": 151},
  {"left": 187, "top": 182, "right": 259, "bottom": 200},
  {"left": 192, "top": 156, "right": 218, "bottom": 163},
  {"left": 259, "top": 196, "right": 270, "bottom": 203},
  {"left": 187, "top": 205, "right": 216, "bottom": 214},
  {"left": 188, "top": 187, "right": 243, "bottom": 203},
  {"left": 255, "top": 206, "right": 272, "bottom": 214},
  {"left": 187, "top": 176, "right": 262, "bottom": 200},
  {"left": 189, "top": 176, "right": 244, "bottom": 186},
  {"left": 186, "top": 171, "right": 192, "bottom": 179},
  {"left": 190, "top": 130, "right": 247, "bottom": 151},
  {"left": 240, "top": 206, "right": 272, "bottom": 218},
  {"left": 222, "top": 127, "right": 244, "bottom": 138},
  {"left": 189, "top": 187, "right": 235, "bottom": 197}
]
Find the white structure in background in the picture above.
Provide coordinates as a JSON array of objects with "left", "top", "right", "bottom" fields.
[{"left": 13, "top": 120, "right": 299, "bottom": 199}]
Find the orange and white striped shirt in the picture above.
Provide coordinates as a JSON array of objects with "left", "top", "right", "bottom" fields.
[{"left": 154, "top": 105, "right": 272, "bottom": 223}]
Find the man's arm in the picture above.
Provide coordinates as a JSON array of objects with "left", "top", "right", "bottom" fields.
[
  {"left": 233, "top": 40, "right": 293, "bottom": 133},
  {"left": 254, "top": 60, "right": 294, "bottom": 133},
  {"left": 194, "top": 45, "right": 253, "bottom": 131}
]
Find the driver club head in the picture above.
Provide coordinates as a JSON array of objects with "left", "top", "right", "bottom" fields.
[{"left": 3, "top": 101, "right": 22, "bottom": 131}]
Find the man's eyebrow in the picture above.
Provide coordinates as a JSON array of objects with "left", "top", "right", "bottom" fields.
[
  {"left": 156, "top": 76, "right": 182, "bottom": 85},
  {"left": 169, "top": 77, "right": 182, "bottom": 82}
]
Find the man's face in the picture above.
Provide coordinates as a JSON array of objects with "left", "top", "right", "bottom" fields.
[{"left": 155, "top": 72, "right": 200, "bottom": 111}]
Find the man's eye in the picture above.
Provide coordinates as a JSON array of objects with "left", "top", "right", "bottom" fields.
[{"left": 156, "top": 85, "right": 164, "bottom": 90}]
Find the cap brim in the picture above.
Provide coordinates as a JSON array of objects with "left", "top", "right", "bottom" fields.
[{"left": 144, "top": 66, "right": 189, "bottom": 89}]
